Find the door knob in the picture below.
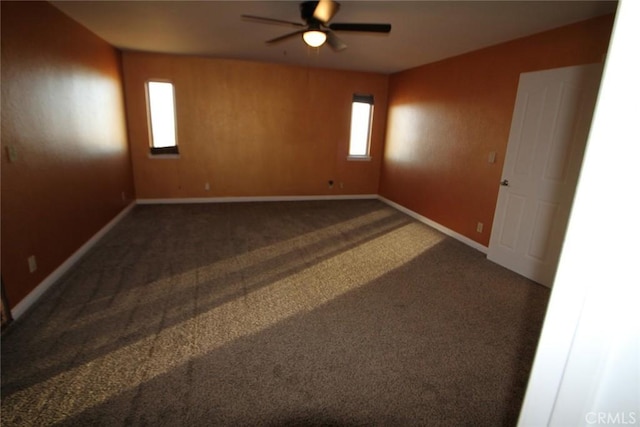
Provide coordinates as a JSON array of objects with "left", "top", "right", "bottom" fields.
[{"left": 500, "top": 179, "right": 509, "bottom": 186}]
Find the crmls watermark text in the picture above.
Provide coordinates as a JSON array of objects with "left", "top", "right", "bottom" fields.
[{"left": 586, "top": 412, "right": 638, "bottom": 425}]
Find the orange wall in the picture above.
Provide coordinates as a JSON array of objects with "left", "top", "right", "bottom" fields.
[
  {"left": 121, "top": 52, "right": 388, "bottom": 199},
  {"left": 379, "top": 15, "right": 615, "bottom": 247},
  {"left": 1, "top": 1, "right": 134, "bottom": 308}
]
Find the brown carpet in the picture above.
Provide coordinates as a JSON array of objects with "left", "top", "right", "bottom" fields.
[{"left": 1, "top": 200, "right": 549, "bottom": 426}]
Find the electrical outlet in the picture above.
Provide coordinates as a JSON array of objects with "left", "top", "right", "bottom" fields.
[
  {"left": 328, "top": 180, "right": 334, "bottom": 188},
  {"left": 204, "top": 182, "right": 210, "bottom": 191},
  {"left": 28, "top": 255, "right": 37, "bottom": 273},
  {"left": 476, "top": 222, "right": 484, "bottom": 233}
]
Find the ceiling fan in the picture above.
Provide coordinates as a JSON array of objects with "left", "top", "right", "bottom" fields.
[{"left": 241, "top": 0, "right": 391, "bottom": 51}]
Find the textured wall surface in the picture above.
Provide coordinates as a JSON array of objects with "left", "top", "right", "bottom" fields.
[
  {"left": 122, "top": 52, "right": 388, "bottom": 199},
  {"left": 379, "top": 15, "right": 615, "bottom": 247},
  {"left": 1, "top": 1, "right": 134, "bottom": 308}
]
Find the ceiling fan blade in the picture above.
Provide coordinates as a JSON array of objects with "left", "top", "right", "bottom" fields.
[
  {"left": 242, "top": 15, "right": 305, "bottom": 28},
  {"left": 329, "top": 23, "right": 391, "bottom": 33},
  {"left": 313, "top": 0, "right": 340, "bottom": 24},
  {"left": 326, "top": 31, "right": 347, "bottom": 52},
  {"left": 266, "top": 30, "right": 305, "bottom": 44}
]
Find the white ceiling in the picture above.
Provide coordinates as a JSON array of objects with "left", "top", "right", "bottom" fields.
[{"left": 51, "top": 0, "right": 618, "bottom": 74}]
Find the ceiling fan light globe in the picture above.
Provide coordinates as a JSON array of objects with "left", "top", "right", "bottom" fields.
[{"left": 303, "top": 30, "right": 327, "bottom": 47}]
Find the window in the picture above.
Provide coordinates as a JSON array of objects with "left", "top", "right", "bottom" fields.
[
  {"left": 348, "top": 94, "right": 374, "bottom": 160},
  {"left": 146, "top": 80, "right": 178, "bottom": 155}
]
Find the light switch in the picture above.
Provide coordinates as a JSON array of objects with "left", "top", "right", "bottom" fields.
[
  {"left": 488, "top": 151, "right": 497, "bottom": 164},
  {"left": 6, "top": 146, "right": 18, "bottom": 163}
]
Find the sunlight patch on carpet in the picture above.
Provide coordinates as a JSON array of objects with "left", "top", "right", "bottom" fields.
[{"left": 2, "top": 220, "right": 444, "bottom": 424}]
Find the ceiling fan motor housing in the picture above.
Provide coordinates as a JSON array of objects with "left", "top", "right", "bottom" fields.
[{"left": 300, "top": 1, "right": 323, "bottom": 24}]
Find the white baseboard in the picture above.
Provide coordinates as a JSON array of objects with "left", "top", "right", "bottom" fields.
[
  {"left": 11, "top": 202, "right": 136, "bottom": 321},
  {"left": 136, "top": 194, "right": 379, "bottom": 205},
  {"left": 378, "top": 196, "right": 488, "bottom": 254}
]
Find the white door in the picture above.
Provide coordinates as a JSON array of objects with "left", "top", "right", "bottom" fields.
[{"left": 488, "top": 64, "right": 602, "bottom": 287}]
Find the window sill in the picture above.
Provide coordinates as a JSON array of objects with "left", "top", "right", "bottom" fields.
[
  {"left": 148, "top": 153, "right": 180, "bottom": 159},
  {"left": 347, "top": 155, "right": 372, "bottom": 162},
  {"left": 149, "top": 146, "right": 180, "bottom": 159}
]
